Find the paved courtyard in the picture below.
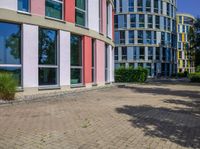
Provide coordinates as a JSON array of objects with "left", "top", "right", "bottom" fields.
[{"left": 0, "top": 81, "right": 200, "bottom": 149}]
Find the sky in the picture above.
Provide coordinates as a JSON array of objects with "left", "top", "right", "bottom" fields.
[{"left": 177, "top": 0, "right": 200, "bottom": 17}]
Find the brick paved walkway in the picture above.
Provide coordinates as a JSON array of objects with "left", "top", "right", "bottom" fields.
[{"left": 0, "top": 82, "right": 200, "bottom": 149}]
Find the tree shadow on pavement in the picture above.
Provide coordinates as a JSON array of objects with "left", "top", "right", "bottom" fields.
[
  {"left": 116, "top": 105, "right": 200, "bottom": 148},
  {"left": 117, "top": 85, "right": 200, "bottom": 100}
]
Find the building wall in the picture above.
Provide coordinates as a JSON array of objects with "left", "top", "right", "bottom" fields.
[
  {"left": 0, "top": 0, "right": 114, "bottom": 94},
  {"left": 114, "top": 0, "right": 177, "bottom": 77},
  {"left": 176, "top": 13, "right": 195, "bottom": 73}
]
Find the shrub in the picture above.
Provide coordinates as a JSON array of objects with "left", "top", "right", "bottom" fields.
[
  {"left": 115, "top": 67, "right": 148, "bottom": 83},
  {"left": 196, "top": 65, "right": 200, "bottom": 72},
  {"left": 177, "top": 71, "right": 188, "bottom": 78},
  {"left": 0, "top": 73, "right": 17, "bottom": 100},
  {"left": 189, "top": 73, "right": 200, "bottom": 83}
]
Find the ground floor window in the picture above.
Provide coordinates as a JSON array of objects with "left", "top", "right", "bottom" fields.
[
  {"left": 71, "top": 34, "right": 83, "bottom": 85},
  {"left": 105, "top": 44, "right": 109, "bottom": 82},
  {"left": 92, "top": 39, "right": 96, "bottom": 84},
  {"left": 0, "top": 22, "right": 22, "bottom": 86},
  {"left": 38, "top": 28, "right": 58, "bottom": 86}
]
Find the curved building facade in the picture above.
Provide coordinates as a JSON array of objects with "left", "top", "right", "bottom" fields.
[
  {"left": 114, "top": 0, "right": 177, "bottom": 77},
  {"left": 0, "top": 0, "right": 114, "bottom": 94},
  {"left": 177, "top": 13, "right": 195, "bottom": 73}
]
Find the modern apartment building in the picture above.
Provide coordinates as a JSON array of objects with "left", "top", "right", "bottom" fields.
[
  {"left": 177, "top": 13, "right": 195, "bottom": 73},
  {"left": 114, "top": 0, "right": 177, "bottom": 77},
  {"left": 0, "top": 0, "right": 114, "bottom": 94}
]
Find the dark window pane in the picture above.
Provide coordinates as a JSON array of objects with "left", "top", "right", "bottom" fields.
[
  {"left": 0, "top": 22, "right": 21, "bottom": 64},
  {"left": 71, "top": 68, "right": 82, "bottom": 84},
  {"left": 39, "top": 68, "right": 57, "bottom": 85},
  {"left": 0, "top": 67, "right": 21, "bottom": 86},
  {"left": 76, "top": 0, "right": 85, "bottom": 10},
  {"left": 18, "top": 0, "right": 29, "bottom": 12},
  {"left": 46, "top": 0, "right": 63, "bottom": 19},
  {"left": 75, "top": 9, "right": 86, "bottom": 26},
  {"left": 71, "top": 35, "right": 82, "bottom": 66},
  {"left": 39, "top": 28, "right": 57, "bottom": 65}
]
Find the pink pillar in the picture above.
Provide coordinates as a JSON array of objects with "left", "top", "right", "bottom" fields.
[
  {"left": 83, "top": 36, "right": 92, "bottom": 84},
  {"left": 102, "top": 0, "right": 107, "bottom": 36},
  {"left": 65, "top": 0, "right": 75, "bottom": 23},
  {"left": 96, "top": 40, "right": 105, "bottom": 84},
  {"left": 31, "top": 0, "right": 45, "bottom": 16}
]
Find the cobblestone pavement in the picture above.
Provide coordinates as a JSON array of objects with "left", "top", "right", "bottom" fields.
[{"left": 0, "top": 82, "right": 200, "bottom": 149}]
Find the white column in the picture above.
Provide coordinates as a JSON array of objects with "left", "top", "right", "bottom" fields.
[
  {"left": 0, "top": 0, "right": 17, "bottom": 11},
  {"left": 88, "top": 0, "right": 99, "bottom": 32},
  {"left": 23, "top": 24, "right": 38, "bottom": 88},
  {"left": 59, "top": 30, "right": 70, "bottom": 87}
]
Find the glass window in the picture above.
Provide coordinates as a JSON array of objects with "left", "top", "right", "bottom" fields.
[
  {"left": 148, "top": 15, "right": 153, "bottom": 28},
  {"left": 148, "top": 47, "right": 153, "bottom": 60},
  {"left": 120, "top": 31, "right": 125, "bottom": 44},
  {"left": 146, "top": 31, "right": 151, "bottom": 44},
  {"left": 114, "top": 47, "right": 118, "bottom": 61},
  {"left": 39, "top": 28, "right": 58, "bottom": 86},
  {"left": 154, "top": 0, "right": 159, "bottom": 13},
  {"left": 18, "top": 0, "right": 29, "bottom": 12},
  {"left": 156, "top": 47, "right": 160, "bottom": 60},
  {"left": 139, "top": 47, "right": 145, "bottom": 60},
  {"left": 167, "top": 3, "right": 170, "bottom": 16},
  {"left": 122, "top": 47, "right": 127, "bottom": 61},
  {"left": 139, "top": 14, "right": 145, "bottom": 28},
  {"left": 129, "top": 0, "right": 134, "bottom": 12},
  {"left": 0, "top": 22, "right": 22, "bottom": 86},
  {"left": 92, "top": 39, "right": 96, "bottom": 83},
  {"left": 75, "top": 0, "right": 87, "bottom": 27},
  {"left": 105, "top": 44, "right": 109, "bottom": 82},
  {"left": 137, "top": 0, "right": 143, "bottom": 12},
  {"left": 130, "top": 14, "right": 136, "bottom": 28},
  {"left": 118, "top": 15, "right": 127, "bottom": 28},
  {"left": 161, "top": 32, "right": 165, "bottom": 45},
  {"left": 46, "top": 0, "right": 63, "bottom": 20},
  {"left": 138, "top": 30, "right": 143, "bottom": 44},
  {"left": 155, "top": 16, "right": 160, "bottom": 29},
  {"left": 129, "top": 30, "right": 134, "bottom": 44},
  {"left": 71, "top": 34, "right": 83, "bottom": 85},
  {"left": 154, "top": 31, "right": 157, "bottom": 44},
  {"left": 146, "top": 0, "right": 151, "bottom": 12}
]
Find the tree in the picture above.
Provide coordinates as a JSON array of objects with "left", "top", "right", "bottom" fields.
[{"left": 188, "top": 18, "right": 200, "bottom": 67}]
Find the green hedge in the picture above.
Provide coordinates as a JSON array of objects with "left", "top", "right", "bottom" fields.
[
  {"left": 189, "top": 73, "right": 200, "bottom": 83},
  {"left": 0, "top": 73, "right": 17, "bottom": 100},
  {"left": 177, "top": 71, "right": 188, "bottom": 78},
  {"left": 115, "top": 67, "right": 148, "bottom": 83}
]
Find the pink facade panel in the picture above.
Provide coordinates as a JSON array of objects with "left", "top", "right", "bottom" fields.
[
  {"left": 31, "top": 0, "right": 45, "bottom": 16},
  {"left": 65, "top": 0, "right": 75, "bottom": 23},
  {"left": 102, "top": 0, "right": 107, "bottom": 35},
  {"left": 96, "top": 40, "right": 105, "bottom": 83},
  {"left": 83, "top": 36, "right": 92, "bottom": 84}
]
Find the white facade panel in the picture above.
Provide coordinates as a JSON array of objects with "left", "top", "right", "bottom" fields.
[
  {"left": 23, "top": 24, "right": 38, "bottom": 88},
  {"left": 0, "top": 0, "right": 17, "bottom": 11},
  {"left": 59, "top": 30, "right": 70, "bottom": 86},
  {"left": 88, "top": 0, "right": 99, "bottom": 32}
]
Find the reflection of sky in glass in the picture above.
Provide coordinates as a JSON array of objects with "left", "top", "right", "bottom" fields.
[{"left": 0, "top": 23, "right": 20, "bottom": 64}]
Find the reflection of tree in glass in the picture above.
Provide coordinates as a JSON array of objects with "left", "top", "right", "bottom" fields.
[
  {"left": 39, "top": 29, "right": 57, "bottom": 65},
  {"left": 71, "top": 35, "right": 82, "bottom": 66},
  {"left": 5, "top": 31, "right": 21, "bottom": 60}
]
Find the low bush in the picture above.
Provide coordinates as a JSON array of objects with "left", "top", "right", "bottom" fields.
[
  {"left": 0, "top": 73, "right": 17, "bottom": 100},
  {"left": 196, "top": 65, "right": 200, "bottom": 72},
  {"left": 189, "top": 73, "right": 200, "bottom": 83},
  {"left": 177, "top": 71, "right": 188, "bottom": 78},
  {"left": 115, "top": 67, "right": 148, "bottom": 83}
]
